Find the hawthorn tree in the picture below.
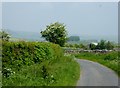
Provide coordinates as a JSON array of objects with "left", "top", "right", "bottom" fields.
[
  {"left": 0, "top": 30, "right": 11, "bottom": 41},
  {"left": 40, "top": 22, "right": 68, "bottom": 46}
]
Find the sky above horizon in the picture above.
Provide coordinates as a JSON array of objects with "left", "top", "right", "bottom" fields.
[{"left": 2, "top": 2, "right": 118, "bottom": 37}]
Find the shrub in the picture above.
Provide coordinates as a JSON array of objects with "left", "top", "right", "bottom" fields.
[{"left": 104, "top": 52, "right": 118, "bottom": 61}]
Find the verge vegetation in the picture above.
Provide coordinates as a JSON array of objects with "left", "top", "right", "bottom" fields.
[
  {"left": 2, "top": 41, "right": 80, "bottom": 86},
  {"left": 74, "top": 51, "right": 119, "bottom": 76}
]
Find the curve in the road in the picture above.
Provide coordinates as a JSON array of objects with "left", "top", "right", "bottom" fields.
[{"left": 76, "top": 59, "right": 118, "bottom": 86}]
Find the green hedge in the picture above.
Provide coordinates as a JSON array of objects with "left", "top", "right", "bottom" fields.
[{"left": 2, "top": 41, "right": 63, "bottom": 72}]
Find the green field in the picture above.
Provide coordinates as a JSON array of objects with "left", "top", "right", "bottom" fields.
[{"left": 74, "top": 51, "right": 119, "bottom": 76}]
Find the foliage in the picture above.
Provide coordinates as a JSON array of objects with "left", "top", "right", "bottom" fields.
[
  {"left": 106, "top": 41, "right": 114, "bottom": 50},
  {"left": 2, "top": 68, "right": 15, "bottom": 78},
  {"left": 89, "top": 40, "right": 114, "bottom": 50},
  {"left": 2, "top": 41, "right": 80, "bottom": 86},
  {"left": 41, "top": 22, "right": 68, "bottom": 46},
  {"left": 0, "top": 30, "right": 11, "bottom": 41},
  {"left": 89, "top": 43, "right": 96, "bottom": 50},
  {"left": 3, "top": 56, "right": 80, "bottom": 86},
  {"left": 68, "top": 36, "right": 80, "bottom": 41},
  {"left": 96, "top": 40, "right": 106, "bottom": 49},
  {"left": 79, "top": 44, "right": 87, "bottom": 49},
  {"left": 64, "top": 43, "right": 87, "bottom": 49},
  {"left": 2, "top": 41, "right": 63, "bottom": 76},
  {"left": 74, "top": 44, "right": 80, "bottom": 48},
  {"left": 64, "top": 43, "right": 74, "bottom": 48}
]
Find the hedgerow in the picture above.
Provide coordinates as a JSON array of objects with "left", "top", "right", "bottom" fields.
[
  {"left": 2, "top": 41, "right": 63, "bottom": 77},
  {"left": 2, "top": 41, "right": 80, "bottom": 86}
]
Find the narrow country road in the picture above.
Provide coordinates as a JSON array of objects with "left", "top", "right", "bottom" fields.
[{"left": 76, "top": 59, "right": 118, "bottom": 86}]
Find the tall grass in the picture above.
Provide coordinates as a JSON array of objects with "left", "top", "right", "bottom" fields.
[{"left": 2, "top": 56, "right": 80, "bottom": 86}]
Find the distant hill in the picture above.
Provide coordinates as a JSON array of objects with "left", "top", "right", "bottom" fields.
[
  {"left": 6, "top": 30, "right": 45, "bottom": 41},
  {"left": 68, "top": 36, "right": 80, "bottom": 41},
  {"left": 6, "top": 29, "right": 118, "bottom": 43}
]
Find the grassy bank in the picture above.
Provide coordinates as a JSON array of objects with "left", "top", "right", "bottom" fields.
[
  {"left": 74, "top": 51, "right": 119, "bottom": 76},
  {"left": 2, "top": 41, "right": 80, "bottom": 86},
  {"left": 3, "top": 56, "right": 80, "bottom": 86}
]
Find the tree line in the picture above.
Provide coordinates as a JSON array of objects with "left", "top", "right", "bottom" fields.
[
  {"left": 89, "top": 40, "right": 114, "bottom": 50},
  {"left": 0, "top": 22, "right": 117, "bottom": 50}
]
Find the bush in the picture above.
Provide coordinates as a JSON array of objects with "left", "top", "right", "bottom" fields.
[{"left": 104, "top": 52, "right": 118, "bottom": 61}]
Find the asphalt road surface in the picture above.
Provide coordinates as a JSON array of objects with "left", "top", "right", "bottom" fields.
[{"left": 76, "top": 59, "right": 118, "bottom": 86}]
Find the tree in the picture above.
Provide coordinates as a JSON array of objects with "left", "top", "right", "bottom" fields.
[
  {"left": 106, "top": 41, "right": 114, "bottom": 50},
  {"left": 68, "top": 36, "right": 80, "bottom": 41},
  {"left": 40, "top": 22, "right": 67, "bottom": 46},
  {"left": 69, "top": 44, "right": 74, "bottom": 47},
  {"left": 89, "top": 43, "right": 96, "bottom": 50},
  {"left": 74, "top": 44, "right": 80, "bottom": 48},
  {"left": 0, "top": 30, "right": 11, "bottom": 41},
  {"left": 96, "top": 40, "right": 106, "bottom": 50},
  {"left": 79, "top": 44, "right": 87, "bottom": 49}
]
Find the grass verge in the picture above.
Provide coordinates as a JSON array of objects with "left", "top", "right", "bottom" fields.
[
  {"left": 2, "top": 56, "right": 80, "bottom": 86},
  {"left": 74, "top": 51, "right": 119, "bottom": 76}
]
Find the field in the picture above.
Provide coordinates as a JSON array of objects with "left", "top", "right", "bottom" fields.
[
  {"left": 74, "top": 51, "right": 119, "bottom": 76},
  {"left": 2, "top": 41, "right": 80, "bottom": 86}
]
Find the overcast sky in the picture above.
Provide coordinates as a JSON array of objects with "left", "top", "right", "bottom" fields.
[{"left": 2, "top": 2, "right": 118, "bottom": 37}]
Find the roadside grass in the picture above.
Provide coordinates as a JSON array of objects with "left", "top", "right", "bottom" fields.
[
  {"left": 74, "top": 51, "right": 119, "bottom": 76},
  {"left": 2, "top": 56, "right": 80, "bottom": 86},
  {"left": 0, "top": 69, "right": 1, "bottom": 88}
]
